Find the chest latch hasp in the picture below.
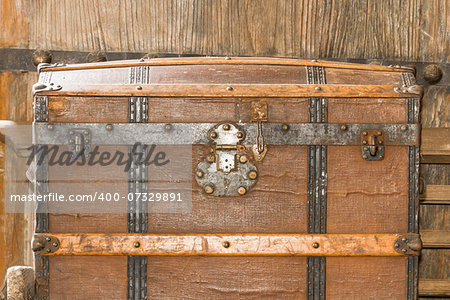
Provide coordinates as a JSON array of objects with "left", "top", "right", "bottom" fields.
[{"left": 195, "top": 123, "right": 258, "bottom": 197}]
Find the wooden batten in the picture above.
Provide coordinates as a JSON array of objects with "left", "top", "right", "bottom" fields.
[
  {"left": 32, "top": 233, "right": 421, "bottom": 257},
  {"left": 419, "top": 279, "right": 450, "bottom": 297},
  {"left": 421, "top": 128, "right": 450, "bottom": 164},
  {"left": 420, "top": 185, "right": 450, "bottom": 204},
  {"left": 421, "top": 230, "right": 450, "bottom": 248}
]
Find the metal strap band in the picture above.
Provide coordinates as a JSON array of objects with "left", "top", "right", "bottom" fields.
[
  {"left": 128, "top": 66, "right": 149, "bottom": 300},
  {"left": 306, "top": 65, "right": 327, "bottom": 300},
  {"left": 35, "top": 146, "right": 49, "bottom": 300},
  {"left": 34, "top": 96, "right": 48, "bottom": 122},
  {"left": 403, "top": 72, "right": 420, "bottom": 300},
  {"left": 34, "top": 123, "right": 420, "bottom": 146}
]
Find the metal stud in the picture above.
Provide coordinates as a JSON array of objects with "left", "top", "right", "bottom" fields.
[
  {"left": 47, "top": 124, "right": 54, "bottom": 131},
  {"left": 340, "top": 125, "right": 347, "bottom": 131},
  {"left": 136, "top": 86, "right": 143, "bottom": 90},
  {"left": 401, "top": 124, "right": 408, "bottom": 131},
  {"left": 239, "top": 155, "right": 248, "bottom": 163},
  {"left": 204, "top": 185, "right": 214, "bottom": 194},
  {"left": 312, "top": 242, "right": 319, "bottom": 248},
  {"left": 210, "top": 132, "right": 217, "bottom": 138},
  {"left": 223, "top": 124, "right": 230, "bottom": 131},
  {"left": 226, "top": 86, "right": 233, "bottom": 91},
  {"left": 223, "top": 241, "right": 230, "bottom": 248},
  {"left": 106, "top": 124, "right": 113, "bottom": 131},
  {"left": 314, "top": 86, "right": 322, "bottom": 91},
  {"left": 196, "top": 171, "right": 204, "bottom": 178},
  {"left": 237, "top": 186, "right": 247, "bottom": 195},
  {"left": 134, "top": 242, "right": 141, "bottom": 248},
  {"left": 282, "top": 124, "right": 290, "bottom": 131},
  {"left": 248, "top": 171, "right": 258, "bottom": 180}
]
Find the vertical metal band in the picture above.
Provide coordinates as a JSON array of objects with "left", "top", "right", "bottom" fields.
[
  {"left": 128, "top": 66, "right": 149, "bottom": 300},
  {"left": 306, "top": 66, "right": 327, "bottom": 300},
  {"left": 34, "top": 96, "right": 48, "bottom": 122},
  {"left": 35, "top": 144, "right": 49, "bottom": 300},
  {"left": 403, "top": 72, "right": 420, "bottom": 300}
]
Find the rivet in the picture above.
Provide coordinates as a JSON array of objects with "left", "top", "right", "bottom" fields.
[
  {"left": 49, "top": 83, "right": 54, "bottom": 86},
  {"left": 52, "top": 243, "right": 58, "bottom": 247},
  {"left": 402, "top": 248, "right": 407, "bottom": 253},
  {"left": 225, "top": 56, "right": 231, "bottom": 60},
  {"left": 363, "top": 146, "right": 368, "bottom": 151},
  {"left": 402, "top": 237, "right": 407, "bottom": 242},
  {"left": 236, "top": 132, "right": 244, "bottom": 139},
  {"left": 106, "top": 124, "right": 113, "bottom": 131},
  {"left": 196, "top": 171, "right": 204, "bottom": 178},
  {"left": 362, "top": 154, "right": 368, "bottom": 159},
  {"left": 248, "top": 171, "right": 258, "bottom": 180},
  {"left": 69, "top": 139, "right": 74, "bottom": 144},
  {"left": 164, "top": 124, "right": 173, "bottom": 131},
  {"left": 223, "top": 241, "right": 230, "bottom": 248},
  {"left": 378, "top": 155, "right": 384, "bottom": 159},
  {"left": 394, "top": 243, "right": 399, "bottom": 248},
  {"left": 47, "top": 124, "right": 54, "bottom": 130},
  {"left": 204, "top": 185, "right": 214, "bottom": 194},
  {"left": 134, "top": 241, "right": 140, "bottom": 248},
  {"left": 140, "top": 58, "right": 145, "bottom": 62},
  {"left": 378, "top": 140, "right": 383, "bottom": 144},
  {"left": 46, "top": 248, "right": 51, "bottom": 253},
  {"left": 226, "top": 86, "right": 233, "bottom": 91},
  {"left": 362, "top": 131, "right": 368, "bottom": 136},
  {"left": 237, "top": 186, "right": 247, "bottom": 195},
  {"left": 84, "top": 130, "right": 89, "bottom": 135},
  {"left": 282, "top": 124, "right": 290, "bottom": 131},
  {"left": 314, "top": 86, "right": 322, "bottom": 91},
  {"left": 312, "top": 242, "right": 319, "bottom": 248},
  {"left": 400, "top": 125, "right": 408, "bottom": 131},
  {"left": 340, "top": 125, "right": 347, "bottom": 131},
  {"left": 136, "top": 86, "right": 142, "bottom": 90},
  {"left": 207, "top": 154, "right": 215, "bottom": 163},
  {"left": 363, "top": 140, "right": 368, "bottom": 145},
  {"left": 377, "top": 131, "right": 382, "bottom": 136},
  {"left": 46, "top": 237, "right": 51, "bottom": 242},
  {"left": 223, "top": 124, "right": 230, "bottom": 130},
  {"left": 239, "top": 155, "right": 248, "bottom": 163},
  {"left": 311, "top": 59, "right": 318, "bottom": 62},
  {"left": 210, "top": 132, "right": 217, "bottom": 139}
]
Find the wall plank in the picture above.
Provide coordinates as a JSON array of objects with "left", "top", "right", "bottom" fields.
[{"left": 0, "top": 0, "right": 447, "bottom": 62}]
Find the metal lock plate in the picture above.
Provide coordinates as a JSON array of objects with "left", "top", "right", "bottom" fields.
[
  {"left": 195, "top": 123, "right": 258, "bottom": 196},
  {"left": 361, "top": 129, "right": 385, "bottom": 161},
  {"left": 68, "top": 128, "right": 91, "bottom": 158}
]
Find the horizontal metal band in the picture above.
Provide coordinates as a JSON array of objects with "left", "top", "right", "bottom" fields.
[
  {"left": 34, "top": 83, "right": 423, "bottom": 97},
  {"left": 34, "top": 123, "right": 420, "bottom": 146},
  {"left": 32, "top": 233, "right": 421, "bottom": 256}
]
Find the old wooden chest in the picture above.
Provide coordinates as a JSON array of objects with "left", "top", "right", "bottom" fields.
[{"left": 31, "top": 57, "right": 423, "bottom": 299}]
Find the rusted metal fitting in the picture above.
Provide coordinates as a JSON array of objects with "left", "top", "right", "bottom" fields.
[
  {"left": 393, "top": 234, "right": 422, "bottom": 255},
  {"left": 32, "top": 235, "right": 60, "bottom": 255},
  {"left": 237, "top": 186, "right": 247, "bottom": 195},
  {"left": 248, "top": 170, "right": 258, "bottom": 180},
  {"left": 423, "top": 64, "right": 443, "bottom": 84}
]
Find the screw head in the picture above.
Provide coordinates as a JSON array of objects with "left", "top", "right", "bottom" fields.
[
  {"left": 362, "top": 154, "right": 368, "bottom": 159},
  {"left": 134, "top": 241, "right": 140, "bottom": 248},
  {"left": 340, "top": 125, "right": 347, "bottom": 131},
  {"left": 206, "top": 154, "right": 215, "bottom": 163},
  {"left": 237, "top": 186, "right": 247, "bottom": 195},
  {"left": 248, "top": 171, "right": 258, "bottom": 180},
  {"left": 314, "top": 86, "right": 322, "bottom": 91},
  {"left": 52, "top": 242, "right": 58, "bottom": 247},
  {"left": 282, "top": 124, "right": 290, "bottom": 131},
  {"left": 239, "top": 155, "right": 248, "bottom": 163},
  {"left": 210, "top": 132, "right": 217, "bottom": 139},
  {"left": 400, "top": 124, "right": 408, "bottom": 131},
  {"left": 204, "top": 185, "right": 214, "bottom": 194},
  {"left": 46, "top": 237, "right": 51, "bottom": 242},
  {"left": 196, "top": 171, "right": 204, "bottom": 178},
  {"left": 164, "top": 124, "right": 173, "bottom": 131},
  {"left": 223, "top": 241, "right": 230, "bottom": 248},
  {"left": 226, "top": 86, "right": 233, "bottom": 91},
  {"left": 312, "top": 242, "right": 319, "bottom": 248},
  {"left": 236, "top": 132, "right": 244, "bottom": 139},
  {"left": 222, "top": 124, "right": 230, "bottom": 131},
  {"left": 136, "top": 86, "right": 142, "bottom": 90},
  {"left": 106, "top": 124, "right": 113, "bottom": 131}
]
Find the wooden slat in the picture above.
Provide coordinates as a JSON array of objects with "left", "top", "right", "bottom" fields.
[
  {"left": 37, "top": 84, "right": 423, "bottom": 98},
  {"left": 421, "top": 230, "right": 450, "bottom": 248},
  {"left": 39, "top": 57, "right": 414, "bottom": 72},
  {"left": 420, "top": 185, "right": 450, "bottom": 204},
  {"left": 33, "top": 233, "right": 420, "bottom": 257},
  {"left": 421, "top": 128, "right": 450, "bottom": 164},
  {"left": 419, "top": 279, "right": 450, "bottom": 297}
]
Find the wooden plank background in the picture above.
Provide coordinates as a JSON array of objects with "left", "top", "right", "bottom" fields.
[{"left": 0, "top": 0, "right": 448, "bottom": 297}]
